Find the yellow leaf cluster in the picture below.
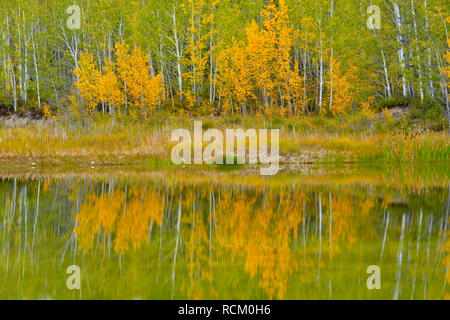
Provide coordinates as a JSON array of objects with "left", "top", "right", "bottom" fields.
[
  {"left": 217, "top": 0, "right": 306, "bottom": 116},
  {"left": 327, "top": 56, "right": 358, "bottom": 116},
  {"left": 75, "top": 189, "right": 164, "bottom": 253},
  {"left": 74, "top": 42, "right": 165, "bottom": 116},
  {"left": 115, "top": 43, "right": 164, "bottom": 112}
]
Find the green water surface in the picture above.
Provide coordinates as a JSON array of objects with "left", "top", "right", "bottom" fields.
[{"left": 0, "top": 164, "right": 449, "bottom": 300}]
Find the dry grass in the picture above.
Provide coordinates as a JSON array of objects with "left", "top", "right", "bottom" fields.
[{"left": 0, "top": 112, "right": 448, "bottom": 165}]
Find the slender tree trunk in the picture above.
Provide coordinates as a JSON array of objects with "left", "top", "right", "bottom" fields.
[
  {"left": 170, "top": 7, "right": 183, "bottom": 102},
  {"left": 381, "top": 49, "right": 392, "bottom": 98},
  {"left": 329, "top": 0, "right": 335, "bottom": 108},
  {"left": 411, "top": 0, "right": 424, "bottom": 101},
  {"left": 32, "top": 35, "right": 40, "bottom": 109},
  {"left": 423, "top": 0, "right": 435, "bottom": 98},
  {"left": 394, "top": 2, "right": 408, "bottom": 98},
  {"left": 318, "top": 19, "right": 324, "bottom": 111}
]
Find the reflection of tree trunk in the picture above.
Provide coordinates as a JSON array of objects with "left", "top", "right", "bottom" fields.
[
  {"left": 442, "top": 188, "right": 450, "bottom": 294},
  {"left": 380, "top": 211, "right": 390, "bottom": 261},
  {"left": 172, "top": 194, "right": 182, "bottom": 299},
  {"left": 213, "top": 192, "right": 218, "bottom": 265},
  {"left": 157, "top": 190, "right": 172, "bottom": 283},
  {"left": 21, "top": 185, "right": 29, "bottom": 278},
  {"left": 393, "top": 214, "right": 406, "bottom": 300},
  {"left": 317, "top": 194, "right": 322, "bottom": 284},
  {"left": 423, "top": 214, "right": 433, "bottom": 299},
  {"left": 444, "top": 186, "right": 449, "bottom": 244},
  {"left": 329, "top": 192, "right": 332, "bottom": 249},
  {"left": 209, "top": 192, "right": 212, "bottom": 267},
  {"left": 303, "top": 203, "right": 307, "bottom": 248},
  {"left": 437, "top": 187, "right": 450, "bottom": 268},
  {"left": 31, "top": 181, "right": 40, "bottom": 259},
  {"left": 411, "top": 210, "right": 423, "bottom": 299}
]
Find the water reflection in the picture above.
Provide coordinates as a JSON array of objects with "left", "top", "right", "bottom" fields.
[{"left": 0, "top": 174, "right": 448, "bottom": 299}]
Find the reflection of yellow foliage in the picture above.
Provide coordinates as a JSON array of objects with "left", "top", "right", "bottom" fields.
[
  {"left": 327, "top": 194, "right": 375, "bottom": 250},
  {"left": 73, "top": 183, "right": 383, "bottom": 299},
  {"left": 330, "top": 196, "right": 357, "bottom": 246},
  {"left": 216, "top": 188, "right": 304, "bottom": 299},
  {"left": 75, "top": 188, "right": 163, "bottom": 253},
  {"left": 115, "top": 192, "right": 162, "bottom": 252},
  {"left": 182, "top": 206, "right": 213, "bottom": 300},
  {"left": 443, "top": 227, "right": 450, "bottom": 286}
]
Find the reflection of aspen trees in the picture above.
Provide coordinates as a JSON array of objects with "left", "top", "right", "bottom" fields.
[
  {"left": 172, "top": 195, "right": 182, "bottom": 299},
  {"left": 380, "top": 211, "right": 390, "bottom": 261},
  {"left": 214, "top": 187, "right": 304, "bottom": 299},
  {"left": 60, "top": 180, "right": 450, "bottom": 299},
  {"left": 394, "top": 214, "right": 406, "bottom": 300},
  {"left": 75, "top": 188, "right": 163, "bottom": 253},
  {"left": 443, "top": 189, "right": 450, "bottom": 298},
  {"left": 411, "top": 210, "right": 423, "bottom": 299}
]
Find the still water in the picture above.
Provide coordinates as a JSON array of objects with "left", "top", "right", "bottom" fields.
[{"left": 0, "top": 165, "right": 449, "bottom": 299}]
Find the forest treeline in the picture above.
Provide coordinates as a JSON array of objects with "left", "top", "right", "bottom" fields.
[{"left": 0, "top": 0, "right": 448, "bottom": 124}]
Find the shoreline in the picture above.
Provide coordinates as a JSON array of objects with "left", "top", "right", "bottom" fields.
[{"left": 1, "top": 112, "right": 449, "bottom": 165}]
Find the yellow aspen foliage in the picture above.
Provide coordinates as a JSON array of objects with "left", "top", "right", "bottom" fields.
[
  {"left": 74, "top": 43, "right": 164, "bottom": 117},
  {"left": 245, "top": 20, "right": 275, "bottom": 106},
  {"left": 217, "top": 0, "right": 305, "bottom": 116},
  {"left": 444, "top": 39, "right": 450, "bottom": 90},
  {"left": 96, "top": 58, "right": 124, "bottom": 109},
  {"left": 361, "top": 96, "right": 377, "bottom": 121},
  {"left": 74, "top": 51, "right": 101, "bottom": 114},
  {"left": 42, "top": 102, "right": 52, "bottom": 118},
  {"left": 217, "top": 38, "right": 254, "bottom": 113},
  {"left": 287, "top": 62, "right": 307, "bottom": 115},
  {"left": 382, "top": 107, "right": 393, "bottom": 122},
  {"left": 182, "top": 0, "right": 215, "bottom": 109},
  {"left": 115, "top": 42, "right": 164, "bottom": 113}
]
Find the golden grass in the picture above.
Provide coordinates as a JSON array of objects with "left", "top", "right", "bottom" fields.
[{"left": 0, "top": 112, "right": 448, "bottom": 164}]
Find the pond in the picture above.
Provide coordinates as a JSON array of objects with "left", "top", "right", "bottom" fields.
[{"left": 0, "top": 164, "right": 449, "bottom": 299}]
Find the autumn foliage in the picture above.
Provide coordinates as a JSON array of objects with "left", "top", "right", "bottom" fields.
[
  {"left": 217, "top": 0, "right": 306, "bottom": 116},
  {"left": 72, "top": 0, "right": 367, "bottom": 119},
  {"left": 74, "top": 42, "right": 164, "bottom": 116},
  {"left": 327, "top": 56, "right": 359, "bottom": 116}
]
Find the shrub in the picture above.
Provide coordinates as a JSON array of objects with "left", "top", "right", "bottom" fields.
[{"left": 377, "top": 95, "right": 411, "bottom": 112}]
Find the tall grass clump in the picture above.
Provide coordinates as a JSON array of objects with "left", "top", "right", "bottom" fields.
[{"left": 382, "top": 132, "right": 450, "bottom": 163}]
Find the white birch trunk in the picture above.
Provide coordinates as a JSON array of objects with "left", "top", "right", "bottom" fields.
[
  {"left": 394, "top": 2, "right": 408, "bottom": 97},
  {"left": 411, "top": 0, "right": 424, "bottom": 101}
]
